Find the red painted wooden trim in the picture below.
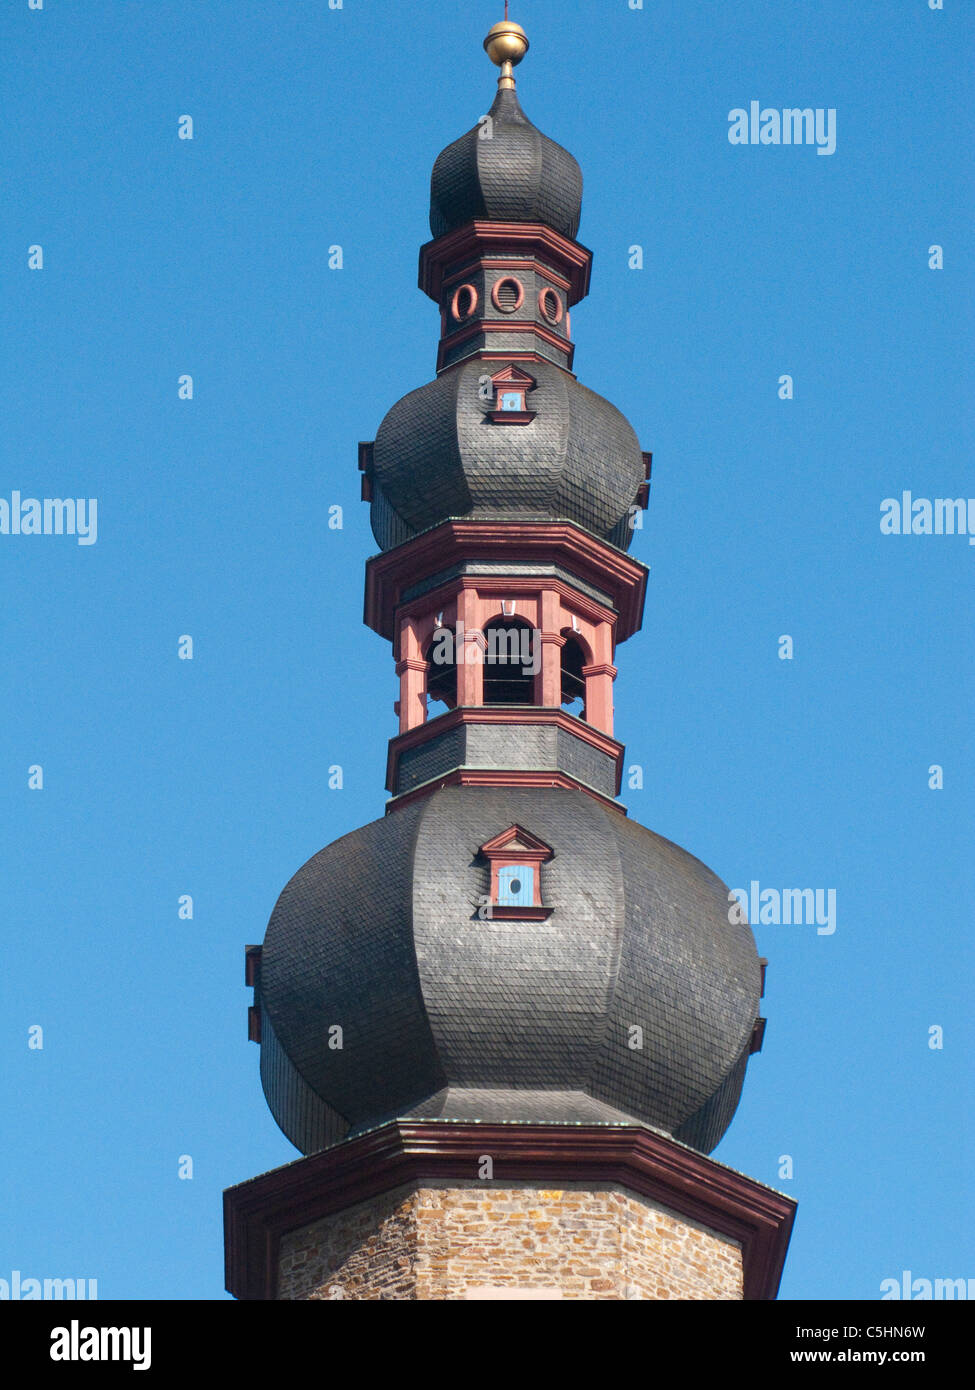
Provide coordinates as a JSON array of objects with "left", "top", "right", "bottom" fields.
[
  {"left": 385, "top": 768, "right": 626, "bottom": 815},
  {"left": 390, "top": 587, "right": 619, "bottom": 709},
  {"left": 419, "top": 221, "right": 593, "bottom": 305},
  {"left": 491, "top": 364, "right": 536, "bottom": 388},
  {"left": 385, "top": 705, "right": 625, "bottom": 795},
  {"left": 441, "top": 260, "right": 573, "bottom": 296},
  {"left": 439, "top": 318, "right": 573, "bottom": 356},
  {"left": 390, "top": 704, "right": 623, "bottom": 761},
  {"left": 364, "top": 521, "right": 647, "bottom": 644},
  {"left": 437, "top": 337, "right": 574, "bottom": 375},
  {"left": 479, "top": 824, "right": 553, "bottom": 908},
  {"left": 244, "top": 945, "right": 262, "bottom": 987},
  {"left": 441, "top": 348, "right": 576, "bottom": 375},
  {"left": 489, "top": 410, "right": 534, "bottom": 425},
  {"left": 458, "top": 560, "right": 632, "bottom": 631},
  {"left": 450, "top": 282, "right": 478, "bottom": 322},
  {"left": 479, "top": 824, "right": 553, "bottom": 857},
  {"left": 486, "top": 904, "right": 553, "bottom": 921},
  {"left": 538, "top": 286, "right": 564, "bottom": 325},
  {"left": 223, "top": 1120, "right": 796, "bottom": 1301},
  {"left": 490, "top": 275, "right": 525, "bottom": 313}
]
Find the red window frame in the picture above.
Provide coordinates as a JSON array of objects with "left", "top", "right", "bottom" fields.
[{"left": 478, "top": 824, "right": 553, "bottom": 920}]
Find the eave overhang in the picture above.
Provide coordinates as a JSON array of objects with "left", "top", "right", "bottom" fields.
[
  {"left": 364, "top": 520, "right": 648, "bottom": 644},
  {"left": 224, "top": 1120, "right": 796, "bottom": 1302},
  {"left": 419, "top": 220, "right": 593, "bottom": 306}
]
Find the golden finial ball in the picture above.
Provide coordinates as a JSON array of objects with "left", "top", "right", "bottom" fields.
[{"left": 483, "top": 20, "right": 530, "bottom": 68}]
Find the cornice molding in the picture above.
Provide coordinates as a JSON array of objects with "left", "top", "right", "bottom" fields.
[
  {"left": 385, "top": 767, "right": 626, "bottom": 815},
  {"left": 224, "top": 1120, "right": 796, "bottom": 1302},
  {"left": 365, "top": 521, "right": 647, "bottom": 644},
  {"left": 419, "top": 220, "right": 593, "bottom": 305}
]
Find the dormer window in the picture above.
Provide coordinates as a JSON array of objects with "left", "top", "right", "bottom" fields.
[
  {"left": 497, "top": 864, "right": 534, "bottom": 906},
  {"left": 489, "top": 365, "right": 536, "bottom": 425},
  {"left": 478, "top": 825, "right": 553, "bottom": 920}
]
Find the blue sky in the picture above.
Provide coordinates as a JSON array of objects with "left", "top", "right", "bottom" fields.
[{"left": 2, "top": 0, "right": 972, "bottom": 1301}]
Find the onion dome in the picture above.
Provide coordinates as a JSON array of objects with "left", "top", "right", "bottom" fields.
[
  {"left": 430, "top": 36, "right": 583, "bottom": 241},
  {"left": 369, "top": 357, "right": 645, "bottom": 551},
  {"left": 256, "top": 787, "right": 763, "bottom": 1157}
]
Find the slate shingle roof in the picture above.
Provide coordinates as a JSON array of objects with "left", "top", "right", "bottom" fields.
[
  {"left": 258, "top": 787, "right": 761, "bottom": 1157},
  {"left": 430, "top": 86, "right": 583, "bottom": 241},
  {"left": 370, "top": 357, "right": 645, "bottom": 551}
]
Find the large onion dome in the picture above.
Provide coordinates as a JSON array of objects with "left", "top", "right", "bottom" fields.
[
  {"left": 256, "top": 787, "right": 762, "bottom": 1158},
  {"left": 430, "top": 85, "right": 583, "bottom": 241},
  {"left": 369, "top": 357, "right": 645, "bottom": 551}
]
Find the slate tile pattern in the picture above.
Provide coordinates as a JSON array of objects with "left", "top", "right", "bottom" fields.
[
  {"left": 393, "top": 721, "right": 618, "bottom": 799},
  {"left": 429, "top": 86, "right": 583, "bottom": 242},
  {"left": 259, "top": 787, "right": 761, "bottom": 1158},
  {"left": 370, "top": 356, "right": 645, "bottom": 552}
]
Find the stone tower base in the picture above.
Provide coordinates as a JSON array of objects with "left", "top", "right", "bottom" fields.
[
  {"left": 224, "top": 1122, "right": 795, "bottom": 1301},
  {"left": 278, "top": 1181, "right": 743, "bottom": 1300}
]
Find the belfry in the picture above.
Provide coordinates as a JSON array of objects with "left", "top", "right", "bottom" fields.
[{"left": 224, "top": 16, "right": 795, "bottom": 1301}]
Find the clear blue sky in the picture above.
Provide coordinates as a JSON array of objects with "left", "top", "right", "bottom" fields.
[{"left": 2, "top": 0, "right": 972, "bottom": 1301}]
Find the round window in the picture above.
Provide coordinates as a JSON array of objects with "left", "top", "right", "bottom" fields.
[
  {"left": 451, "top": 283, "right": 478, "bottom": 321},
  {"left": 538, "top": 287, "right": 564, "bottom": 325},
  {"left": 509, "top": 879, "right": 522, "bottom": 896},
  {"left": 491, "top": 276, "right": 524, "bottom": 314}
]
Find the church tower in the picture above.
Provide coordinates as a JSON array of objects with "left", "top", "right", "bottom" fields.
[{"left": 224, "top": 16, "right": 795, "bottom": 1301}]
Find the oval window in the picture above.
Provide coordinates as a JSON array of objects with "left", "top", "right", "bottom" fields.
[
  {"left": 492, "top": 276, "right": 524, "bottom": 314},
  {"left": 538, "top": 288, "right": 564, "bottom": 325},
  {"left": 451, "top": 283, "right": 478, "bottom": 321}
]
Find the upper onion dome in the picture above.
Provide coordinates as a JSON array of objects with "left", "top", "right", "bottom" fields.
[
  {"left": 369, "top": 357, "right": 645, "bottom": 552},
  {"left": 430, "top": 83, "right": 583, "bottom": 242}
]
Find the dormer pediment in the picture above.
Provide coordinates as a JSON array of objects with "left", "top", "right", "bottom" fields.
[
  {"left": 489, "top": 365, "right": 536, "bottom": 391},
  {"left": 479, "top": 824, "right": 553, "bottom": 860}
]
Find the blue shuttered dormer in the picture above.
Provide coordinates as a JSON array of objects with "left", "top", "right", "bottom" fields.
[{"left": 497, "top": 864, "right": 534, "bottom": 907}]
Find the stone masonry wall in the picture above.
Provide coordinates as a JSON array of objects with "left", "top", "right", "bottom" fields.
[{"left": 277, "top": 1181, "right": 743, "bottom": 1300}]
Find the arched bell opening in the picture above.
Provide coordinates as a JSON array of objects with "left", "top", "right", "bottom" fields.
[
  {"left": 482, "top": 617, "right": 538, "bottom": 706},
  {"left": 560, "top": 630, "right": 589, "bottom": 719},
  {"left": 425, "top": 627, "right": 458, "bottom": 710}
]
